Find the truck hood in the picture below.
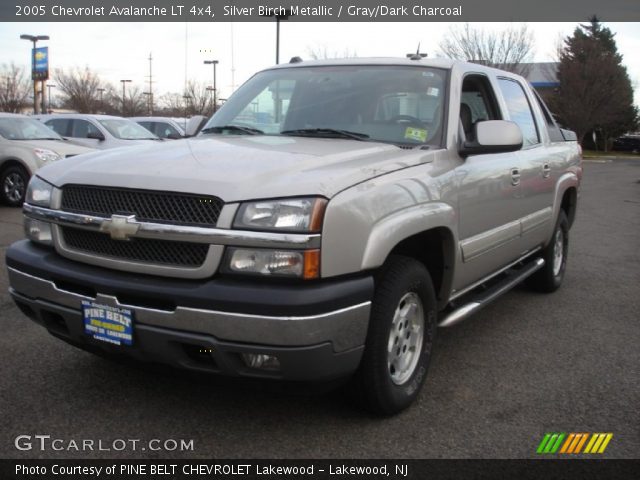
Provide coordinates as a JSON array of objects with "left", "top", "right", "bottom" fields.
[{"left": 37, "top": 135, "right": 437, "bottom": 202}]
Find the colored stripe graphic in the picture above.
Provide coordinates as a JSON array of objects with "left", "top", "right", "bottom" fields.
[
  {"left": 585, "top": 433, "right": 614, "bottom": 454},
  {"left": 560, "top": 433, "right": 575, "bottom": 453},
  {"left": 537, "top": 433, "right": 565, "bottom": 454},
  {"left": 536, "top": 433, "right": 552, "bottom": 454},
  {"left": 538, "top": 433, "right": 613, "bottom": 454}
]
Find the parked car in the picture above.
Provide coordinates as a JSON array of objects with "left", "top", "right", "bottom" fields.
[
  {"left": 36, "top": 114, "right": 162, "bottom": 149},
  {"left": 131, "top": 117, "right": 186, "bottom": 139},
  {"left": 612, "top": 135, "right": 640, "bottom": 153},
  {"left": 7, "top": 58, "right": 581, "bottom": 414},
  {"left": 0, "top": 113, "right": 94, "bottom": 206}
]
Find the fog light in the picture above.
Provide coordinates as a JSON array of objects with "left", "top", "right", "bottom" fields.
[
  {"left": 241, "top": 353, "right": 280, "bottom": 370},
  {"left": 24, "top": 217, "right": 52, "bottom": 245},
  {"left": 226, "top": 248, "right": 320, "bottom": 279}
]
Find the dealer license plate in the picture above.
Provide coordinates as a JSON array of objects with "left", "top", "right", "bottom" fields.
[{"left": 82, "top": 300, "right": 133, "bottom": 346}]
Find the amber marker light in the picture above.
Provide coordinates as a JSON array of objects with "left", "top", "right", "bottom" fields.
[{"left": 303, "top": 249, "right": 321, "bottom": 279}]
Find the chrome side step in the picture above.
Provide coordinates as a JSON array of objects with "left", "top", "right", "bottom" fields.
[{"left": 438, "top": 258, "right": 545, "bottom": 327}]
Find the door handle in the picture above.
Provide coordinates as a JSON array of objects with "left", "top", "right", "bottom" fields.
[
  {"left": 542, "top": 163, "right": 551, "bottom": 178},
  {"left": 510, "top": 168, "right": 521, "bottom": 186}
]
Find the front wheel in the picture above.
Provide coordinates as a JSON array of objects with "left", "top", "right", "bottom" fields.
[
  {"left": 527, "top": 210, "right": 569, "bottom": 293},
  {"left": 349, "top": 255, "right": 437, "bottom": 415},
  {"left": 1, "top": 165, "right": 29, "bottom": 207}
]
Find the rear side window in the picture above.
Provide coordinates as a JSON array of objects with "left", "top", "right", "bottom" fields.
[
  {"left": 155, "top": 122, "right": 181, "bottom": 139},
  {"left": 531, "top": 89, "right": 564, "bottom": 142},
  {"left": 137, "top": 121, "right": 154, "bottom": 132},
  {"left": 45, "top": 118, "right": 71, "bottom": 137},
  {"left": 71, "top": 119, "right": 101, "bottom": 138},
  {"left": 498, "top": 78, "right": 540, "bottom": 148}
]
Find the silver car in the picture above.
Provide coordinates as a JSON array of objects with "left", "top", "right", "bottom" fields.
[
  {"left": 130, "top": 117, "right": 186, "bottom": 139},
  {"left": 0, "top": 113, "right": 94, "bottom": 206},
  {"left": 36, "top": 114, "right": 162, "bottom": 150}
]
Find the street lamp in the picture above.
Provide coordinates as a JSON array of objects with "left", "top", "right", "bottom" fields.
[
  {"left": 260, "top": 10, "right": 293, "bottom": 64},
  {"left": 46, "top": 84, "right": 56, "bottom": 112},
  {"left": 96, "top": 88, "right": 105, "bottom": 113},
  {"left": 204, "top": 60, "right": 218, "bottom": 113},
  {"left": 120, "top": 79, "right": 132, "bottom": 115},
  {"left": 20, "top": 34, "right": 50, "bottom": 114},
  {"left": 142, "top": 92, "right": 152, "bottom": 115}
]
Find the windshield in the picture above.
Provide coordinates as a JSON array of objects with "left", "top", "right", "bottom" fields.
[
  {"left": 0, "top": 117, "right": 63, "bottom": 141},
  {"left": 202, "top": 65, "right": 447, "bottom": 147},
  {"left": 97, "top": 119, "right": 158, "bottom": 140}
]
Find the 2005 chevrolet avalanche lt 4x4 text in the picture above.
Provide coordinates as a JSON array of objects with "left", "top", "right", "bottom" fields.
[{"left": 6, "top": 58, "right": 582, "bottom": 414}]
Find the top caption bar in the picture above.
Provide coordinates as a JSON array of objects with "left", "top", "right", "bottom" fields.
[{"left": 2, "top": 0, "right": 640, "bottom": 22}]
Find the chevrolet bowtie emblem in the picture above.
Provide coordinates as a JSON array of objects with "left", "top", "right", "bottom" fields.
[{"left": 100, "top": 214, "right": 140, "bottom": 241}]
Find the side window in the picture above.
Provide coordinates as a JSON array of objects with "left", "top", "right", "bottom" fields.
[
  {"left": 45, "top": 119, "right": 71, "bottom": 136},
  {"left": 460, "top": 75, "right": 501, "bottom": 142},
  {"left": 157, "top": 122, "right": 181, "bottom": 138},
  {"left": 137, "top": 121, "right": 154, "bottom": 133},
  {"left": 72, "top": 119, "right": 101, "bottom": 138},
  {"left": 532, "top": 89, "right": 564, "bottom": 143},
  {"left": 497, "top": 79, "right": 540, "bottom": 148}
]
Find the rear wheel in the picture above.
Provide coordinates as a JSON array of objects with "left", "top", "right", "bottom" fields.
[
  {"left": 527, "top": 210, "right": 569, "bottom": 293},
  {"left": 1, "top": 165, "right": 29, "bottom": 207},
  {"left": 349, "top": 255, "right": 437, "bottom": 415}
]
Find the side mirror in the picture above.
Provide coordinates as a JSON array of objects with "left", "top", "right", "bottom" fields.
[
  {"left": 459, "top": 120, "right": 523, "bottom": 157},
  {"left": 87, "top": 131, "right": 105, "bottom": 141}
]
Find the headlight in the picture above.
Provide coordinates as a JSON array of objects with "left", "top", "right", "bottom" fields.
[
  {"left": 33, "top": 148, "right": 61, "bottom": 163},
  {"left": 234, "top": 197, "right": 327, "bottom": 232},
  {"left": 225, "top": 248, "right": 320, "bottom": 279},
  {"left": 25, "top": 176, "right": 54, "bottom": 207}
]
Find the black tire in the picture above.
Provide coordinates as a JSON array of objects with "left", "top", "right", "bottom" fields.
[
  {"left": 349, "top": 255, "right": 437, "bottom": 415},
  {"left": 1, "top": 165, "right": 29, "bottom": 207},
  {"left": 527, "top": 210, "right": 569, "bottom": 293}
]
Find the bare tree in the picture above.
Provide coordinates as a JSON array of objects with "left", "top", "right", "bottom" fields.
[
  {"left": 0, "top": 63, "right": 31, "bottom": 113},
  {"left": 157, "top": 81, "right": 214, "bottom": 117},
  {"left": 439, "top": 23, "right": 535, "bottom": 76},
  {"left": 184, "top": 80, "right": 214, "bottom": 116},
  {"left": 306, "top": 44, "right": 358, "bottom": 60},
  {"left": 54, "top": 67, "right": 105, "bottom": 113},
  {"left": 156, "top": 92, "right": 185, "bottom": 117}
]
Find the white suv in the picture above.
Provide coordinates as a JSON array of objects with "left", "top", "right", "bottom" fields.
[{"left": 0, "top": 113, "right": 94, "bottom": 206}]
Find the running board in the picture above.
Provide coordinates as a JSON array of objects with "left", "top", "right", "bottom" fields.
[{"left": 438, "top": 258, "right": 545, "bottom": 327}]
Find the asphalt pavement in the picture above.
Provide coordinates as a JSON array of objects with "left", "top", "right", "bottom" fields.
[{"left": 0, "top": 159, "right": 638, "bottom": 459}]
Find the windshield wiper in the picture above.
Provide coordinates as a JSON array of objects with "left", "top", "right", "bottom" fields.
[
  {"left": 201, "top": 125, "right": 263, "bottom": 135},
  {"left": 281, "top": 128, "right": 369, "bottom": 141}
]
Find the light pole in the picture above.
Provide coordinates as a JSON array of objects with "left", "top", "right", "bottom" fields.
[
  {"left": 20, "top": 34, "right": 49, "bottom": 114},
  {"left": 120, "top": 79, "right": 131, "bottom": 115},
  {"left": 261, "top": 10, "right": 293, "bottom": 64},
  {"left": 204, "top": 60, "right": 218, "bottom": 113},
  {"left": 46, "top": 84, "right": 56, "bottom": 112},
  {"left": 182, "top": 94, "right": 192, "bottom": 131},
  {"left": 142, "top": 92, "right": 152, "bottom": 115},
  {"left": 97, "top": 88, "right": 105, "bottom": 112}
]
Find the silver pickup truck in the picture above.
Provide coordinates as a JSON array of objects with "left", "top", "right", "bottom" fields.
[{"left": 6, "top": 58, "right": 582, "bottom": 414}]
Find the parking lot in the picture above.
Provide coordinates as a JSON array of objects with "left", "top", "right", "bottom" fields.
[{"left": 0, "top": 159, "right": 638, "bottom": 459}]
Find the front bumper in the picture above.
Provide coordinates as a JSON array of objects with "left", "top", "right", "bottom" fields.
[{"left": 6, "top": 240, "right": 373, "bottom": 381}]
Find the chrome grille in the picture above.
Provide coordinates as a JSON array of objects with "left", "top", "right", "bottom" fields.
[
  {"left": 62, "top": 228, "right": 209, "bottom": 267},
  {"left": 61, "top": 185, "right": 223, "bottom": 226}
]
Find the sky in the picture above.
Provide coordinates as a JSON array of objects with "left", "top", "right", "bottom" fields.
[{"left": 1, "top": 21, "right": 639, "bottom": 106}]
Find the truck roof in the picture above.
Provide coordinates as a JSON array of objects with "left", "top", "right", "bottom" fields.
[{"left": 266, "top": 57, "right": 527, "bottom": 81}]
